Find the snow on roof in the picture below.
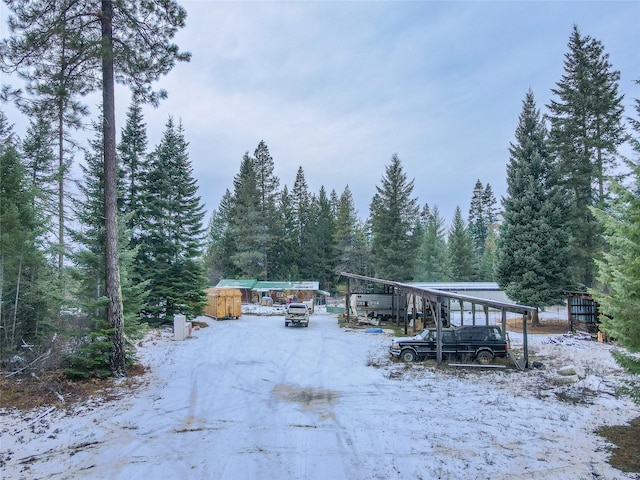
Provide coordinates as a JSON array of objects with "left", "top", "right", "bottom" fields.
[
  {"left": 408, "top": 282, "right": 502, "bottom": 291},
  {"left": 214, "top": 279, "right": 258, "bottom": 289},
  {"left": 215, "top": 279, "right": 320, "bottom": 291},
  {"left": 254, "top": 281, "right": 320, "bottom": 291}
]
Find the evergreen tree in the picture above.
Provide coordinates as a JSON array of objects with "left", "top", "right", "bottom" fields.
[
  {"left": 351, "top": 220, "right": 374, "bottom": 278},
  {"left": 483, "top": 184, "right": 498, "bottom": 224},
  {"left": 138, "top": 117, "right": 207, "bottom": 321},
  {"left": 291, "top": 166, "right": 312, "bottom": 275},
  {"left": 479, "top": 225, "right": 498, "bottom": 281},
  {"left": 497, "top": 90, "right": 570, "bottom": 308},
  {"left": 272, "top": 186, "right": 300, "bottom": 280},
  {"left": 226, "top": 154, "right": 265, "bottom": 279},
  {"left": 292, "top": 166, "right": 312, "bottom": 246},
  {"left": 447, "top": 206, "right": 476, "bottom": 281},
  {"left": 0, "top": 113, "right": 54, "bottom": 352},
  {"left": 252, "top": 140, "right": 280, "bottom": 279},
  {"left": 203, "top": 190, "right": 237, "bottom": 283},
  {"left": 591, "top": 82, "right": 640, "bottom": 351},
  {"left": 369, "top": 154, "right": 419, "bottom": 281},
  {"left": 547, "top": 25, "right": 625, "bottom": 288},
  {"left": 468, "top": 180, "right": 487, "bottom": 257},
  {"left": 468, "top": 179, "right": 498, "bottom": 270},
  {"left": 416, "top": 204, "right": 449, "bottom": 281},
  {"left": 118, "top": 98, "right": 149, "bottom": 238},
  {"left": 68, "top": 122, "right": 146, "bottom": 378},
  {"left": 329, "top": 189, "right": 340, "bottom": 218},
  {"left": 1, "top": 1, "right": 93, "bottom": 274},
  {"left": 21, "top": 116, "right": 56, "bottom": 217},
  {"left": 1, "top": 0, "right": 189, "bottom": 375},
  {"left": 305, "top": 186, "right": 337, "bottom": 290},
  {"left": 333, "top": 186, "right": 360, "bottom": 276}
]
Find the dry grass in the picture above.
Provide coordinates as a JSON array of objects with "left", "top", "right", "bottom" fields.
[
  {"left": 597, "top": 417, "right": 640, "bottom": 474},
  {"left": 505, "top": 317, "right": 571, "bottom": 334},
  {"left": 0, "top": 363, "right": 147, "bottom": 411}
]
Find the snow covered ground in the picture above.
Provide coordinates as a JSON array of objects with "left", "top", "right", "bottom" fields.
[{"left": 2, "top": 308, "right": 639, "bottom": 480}]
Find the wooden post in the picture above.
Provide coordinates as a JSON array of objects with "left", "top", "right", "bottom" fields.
[
  {"left": 484, "top": 305, "right": 489, "bottom": 325},
  {"left": 459, "top": 299, "right": 464, "bottom": 325},
  {"left": 395, "top": 287, "right": 400, "bottom": 328},
  {"left": 523, "top": 312, "right": 529, "bottom": 368},
  {"left": 412, "top": 294, "right": 417, "bottom": 333},
  {"left": 403, "top": 291, "right": 408, "bottom": 335},
  {"left": 436, "top": 297, "right": 443, "bottom": 364},
  {"left": 345, "top": 278, "right": 350, "bottom": 323}
]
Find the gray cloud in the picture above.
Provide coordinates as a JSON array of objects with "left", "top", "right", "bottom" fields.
[{"left": 2, "top": 1, "right": 639, "bottom": 226}]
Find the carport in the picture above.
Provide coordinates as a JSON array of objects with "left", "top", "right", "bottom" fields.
[{"left": 340, "top": 272, "right": 537, "bottom": 369}]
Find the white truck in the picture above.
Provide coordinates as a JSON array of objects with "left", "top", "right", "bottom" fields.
[{"left": 285, "top": 302, "right": 310, "bottom": 327}]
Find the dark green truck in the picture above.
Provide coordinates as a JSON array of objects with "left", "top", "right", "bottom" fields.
[{"left": 389, "top": 325, "right": 509, "bottom": 364}]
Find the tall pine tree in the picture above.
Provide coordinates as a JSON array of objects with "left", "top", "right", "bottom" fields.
[
  {"left": 69, "top": 121, "right": 146, "bottom": 378},
  {"left": 0, "top": 111, "right": 54, "bottom": 352},
  {"left": 333, "top": 186, "right": 361, "bottom": 276},
  {"left": 497, "top": 90, "right": 570, "bottom": 308},
  {"left": 118, "top": 98, "right": 149, "bottom": 239},
  {"left": 305, "top": 186, "right": 337, "bottom": 289},
  {"left": 369, "top": 154, "right": 419, "bottom": 281},
  {"left": 447, "top": 206, "right": 476, "bottom": 281},
  {"left": 273, "top": 185, "right": 300, "bottom": 280},
  {"left": 203, "top": 190, "right": 237, "bottom": 283},
  {"left": 291, "top": 167, "right": 313, "bottom": 276},
  {"left": 228, "top": 154, "right": 265, "bottom": 278},
  {"left": 468, "top": 180, "right": 487, "bottom": 258},
  {"left": 138, "top": 117, "right": 207, "bottom": 321},
  {"left": 590, "top": 81, "right": 640, "bottom": 351},
  {"left": 415, "top": 204, "right": 449, "bottom": 281},
  {"left": 547, "top": 25, "right": 625, "bottom": 288},
  {"left": 252, "top": 140, "right": 280, "bottom": 279}
]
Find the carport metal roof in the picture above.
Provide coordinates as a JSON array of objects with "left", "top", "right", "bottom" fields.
[{"left": 340, "top": 272, "right": 537, "bottom": 369}]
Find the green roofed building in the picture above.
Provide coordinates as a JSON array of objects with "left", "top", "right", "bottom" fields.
[{"left": 213, "top": 279, "right": 322, "bottom": 305}]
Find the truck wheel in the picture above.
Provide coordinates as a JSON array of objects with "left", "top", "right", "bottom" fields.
[
  {"left": 476, "top": 351, "right": 493, "bottom": 365},
  {"left": 400, "top": 349, "right": 416, "bottom": 362},
  {"left": 285, "top": 322, "right": 289, "bottom": 327}
]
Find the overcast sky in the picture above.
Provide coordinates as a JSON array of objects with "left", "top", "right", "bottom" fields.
[{"left": 2, "top": 1, "right": 639, "bottom": 226}]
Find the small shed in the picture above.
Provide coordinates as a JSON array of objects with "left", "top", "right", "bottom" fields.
[
  {"left": 205, "top": 288, "right": 242, "bottom": 320},
  {"left": 566, "top": 291, "right": 600, "bottom": 333}
]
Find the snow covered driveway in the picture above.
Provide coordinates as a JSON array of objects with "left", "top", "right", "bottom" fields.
[{"left": 2, "top": 310, "right": 639, "bottom": 479}]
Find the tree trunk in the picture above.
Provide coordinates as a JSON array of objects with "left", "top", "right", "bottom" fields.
[
  {"left": 11, "top": 256, "right": 23, "bottom": 346},
  {"left": 101, "top": 0, "right": 126, "bottom": 376},
  {"left": 530, "top": 309, "right": 540, "bottom": 328}
]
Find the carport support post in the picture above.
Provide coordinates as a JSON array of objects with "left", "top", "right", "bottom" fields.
[
  {"left": 403, "top": 290, "right": 408, "bottom": 335},
  {"left": 393, "top": 287, "right": 400, "bottom": 327},
  {"left": 412, "top": 294, "right": 417, "bottom": 334},
  {"left": 459, "top": 299, "right": 464, "bottom": 325},
  {"left": 436, "top": 297, "right": 443, "bottom": 364},
  {"left": 523, "top": 312, "right": 529, "bottom": 368},
  {"left": 501, "top": 309, "right": 507, "bottom": 336},
  {"left": 345, "top": 278, "right": 350, "bottom": 323}
]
